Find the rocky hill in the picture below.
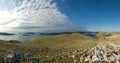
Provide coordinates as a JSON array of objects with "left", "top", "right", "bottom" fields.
[{"left": 0, "top": 32, "right": 120, "bottom": 63}]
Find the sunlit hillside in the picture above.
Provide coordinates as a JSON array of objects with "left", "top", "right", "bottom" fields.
[
  {"left": 0, "top": 33, "right": 98, "bottom": 63},
  {"left": 0, "top": 32, "right": 120, "bottom": 63}
]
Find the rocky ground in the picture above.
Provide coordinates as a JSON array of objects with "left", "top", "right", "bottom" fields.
[
  {"left": 81, "top": 42, "right": 120, "bottom": 63},
  {"left": 1, "top": 32, "right": 120, "bottom": 63}
]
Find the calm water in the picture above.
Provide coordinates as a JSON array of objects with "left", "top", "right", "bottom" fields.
[
  {"left": 0, "top": 32, "right": 98, "bottom": 42},
  {"left": 0, "top": 32, "right": 49, "bottom": 42}
]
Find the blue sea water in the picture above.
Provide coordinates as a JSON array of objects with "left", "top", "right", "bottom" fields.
[
  {"left": 0, "top": 32, "right": 98, "bottom": 42},
  {"left": 0, "top": 32, "right": 48, "bottom": 42}
]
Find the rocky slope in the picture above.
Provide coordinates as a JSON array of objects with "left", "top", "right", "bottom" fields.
[{"left": 81, "top": 42, "right": 120, "bottom": 63}]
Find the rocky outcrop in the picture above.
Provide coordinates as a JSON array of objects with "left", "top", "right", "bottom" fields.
[{"left": 81, "top": 43, "right": 120, "bottom": 63}]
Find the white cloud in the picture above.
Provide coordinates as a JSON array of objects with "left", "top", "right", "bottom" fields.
[
  {"left": 0, "top": 0, "right": 4, "bottom": 3},
  {"left": 0, "top": 0, "right": 69, "bottom": 32}
]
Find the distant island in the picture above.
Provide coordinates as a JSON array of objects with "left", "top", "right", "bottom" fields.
[
  {"left": 0, "top": 32, "right": 15, "bottom": 36},
  {"left": 40, "top": 32, "right": 98, "bottom": 37}
]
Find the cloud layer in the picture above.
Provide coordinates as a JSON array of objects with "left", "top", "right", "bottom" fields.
[{"left": 0, "top": 0, "right": 69, "bottom": 32}]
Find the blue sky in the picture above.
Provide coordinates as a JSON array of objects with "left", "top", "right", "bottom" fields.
[
  {"left": 57, "top": 0, "right": 120, "bottom": 32},
  {"left": 0, "top": 0, "right": 120, "bottom": 32}
]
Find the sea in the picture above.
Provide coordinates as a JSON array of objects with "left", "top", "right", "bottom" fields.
[
  {"left": 0, "top": 32, "right": 48, "bottom": 42},
  {"left": 0, "top": 32, "right": 98, "bottom": 42}
]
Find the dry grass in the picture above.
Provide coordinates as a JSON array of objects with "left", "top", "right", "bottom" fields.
[
  {"left": 22, "top": 33, "right": 95, "bottom": 49},
  {"left": 1, "top": 32, "right": 119, "bottom": 63}
]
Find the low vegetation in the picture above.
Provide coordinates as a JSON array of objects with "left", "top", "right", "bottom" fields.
[{"left": 0, "top": 32, "right": 120, "bottom": 63}]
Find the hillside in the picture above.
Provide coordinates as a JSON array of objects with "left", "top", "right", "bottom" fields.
[
  {"left": 24, "top": 33, "right": 95, "bottom": 48},
  {"left": 95, "top": 32, "right": 120, "bottom": 42},
  {"left": 0, "top": 33, "right": 98, "bottom": 63},
  {"left": 1, "top": 32, "right": 120, "bottom": 63}
]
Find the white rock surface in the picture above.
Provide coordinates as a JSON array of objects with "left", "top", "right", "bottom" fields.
[{"left": 81, "top": 43, "right": 120, "bottom": 63}]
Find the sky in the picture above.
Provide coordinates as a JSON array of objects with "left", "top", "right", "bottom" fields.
[
  {"left": 60, "top": 0, "right": 120, "bottom": 32},
  {"left": 0, "top": 0, "right": 120, "bottom": 32}
]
